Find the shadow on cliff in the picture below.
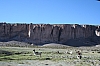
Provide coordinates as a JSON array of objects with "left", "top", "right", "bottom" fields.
[
  {"left": 0, "top": 36, "right": 100, "bottom": 47},
  {"left": 64, "top": 36, "right": 100, "bottom": 47}
]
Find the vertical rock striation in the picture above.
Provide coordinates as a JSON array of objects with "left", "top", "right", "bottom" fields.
[
  {"left": 0, "top": 23, "right": 29, "bottom": 41},
  {"left": 0, "top": 23, "right": 99, "bottom": 46}
]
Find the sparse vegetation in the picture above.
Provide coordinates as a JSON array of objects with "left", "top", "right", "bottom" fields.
[{"left": 0, "top": 46, "right": 100, "bottom": 66}]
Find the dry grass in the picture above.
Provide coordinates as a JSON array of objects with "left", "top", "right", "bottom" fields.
[{"left": 0, "top": 46, "right": 100, "bottom": 66}]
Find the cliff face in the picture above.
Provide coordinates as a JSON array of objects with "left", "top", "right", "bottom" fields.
[
  {"left": 0, "top": 23, "right": 29, "bottom": 41},
  {"left": 0, "top": 23, "right": 100, "bottom": 46}
]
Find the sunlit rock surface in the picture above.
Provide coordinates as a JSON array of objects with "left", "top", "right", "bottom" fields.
[{"left": 0, "top": 23, "right": 100, "bottom": 46}]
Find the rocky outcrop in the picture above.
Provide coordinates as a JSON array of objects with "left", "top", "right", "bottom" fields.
[
  {"left": 0, "top": 23, "right": 29, "bottom": 41},
  {"left": 0, "top": 23, "right": 100, "bottom": 46}
]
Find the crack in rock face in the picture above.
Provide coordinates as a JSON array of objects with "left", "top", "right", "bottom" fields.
[{"left": 0, "top": 23, "right": 100, "bottom": 46}]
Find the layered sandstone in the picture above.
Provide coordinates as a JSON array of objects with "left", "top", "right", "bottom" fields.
[{"left": 0, "top": 23, "right": 100, "bottom": 46}]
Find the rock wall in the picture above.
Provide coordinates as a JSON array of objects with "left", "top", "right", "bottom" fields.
[
  {"left": 0, "top": 23, "right": 29, "bottom": 41},
  {"left": 28, "top": 24, "right": 99, "bottom": 44},
  {"left": 0, "top": 23, "right": 100, "bottom": 46}
]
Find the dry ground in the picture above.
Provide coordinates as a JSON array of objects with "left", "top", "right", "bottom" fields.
[{"left": 0, "top": 45, "right": 100, "bottom": 66}]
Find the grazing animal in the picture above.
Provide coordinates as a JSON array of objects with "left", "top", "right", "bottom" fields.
[
  {"left": 76, "top": 51, "right": 82, "bottom": 55},
  {"left": 76, "top": 51, "right": 82, "bottom": 59},
  {"left": 33, "top": 49, "right": 42, "bottom": 57},
  {"left": 69, "top": 51, "right": 73, "bottom": 55},
  {"left": 77, "top": 55, "right": 82, "bottom": 59},
  {"left": 57, "top": 51, "right": 60, "bottom": 54},
  {"left": 66, "top": 51, "right": 73, "bottom": 55}
]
